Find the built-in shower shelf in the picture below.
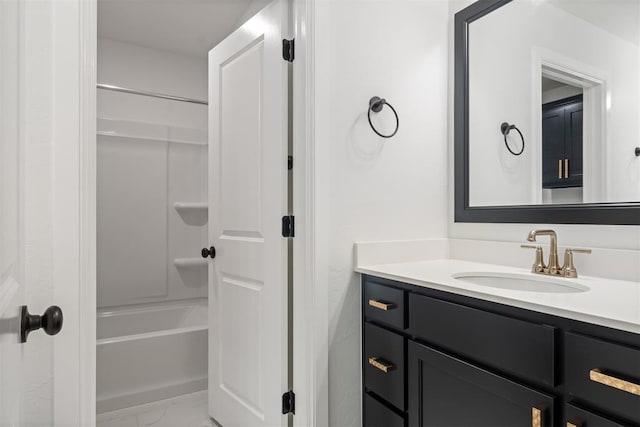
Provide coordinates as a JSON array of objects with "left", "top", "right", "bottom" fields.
[
  {"left": 173, "top": 258, "right": 208, "bottom": 268},
  {"left": 173, "top": 202, "right": 208, "bottom": 212}
]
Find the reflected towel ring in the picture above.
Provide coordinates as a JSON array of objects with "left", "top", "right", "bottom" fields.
[
  {"left": 368, "top": 96, "right": 399, "bottom": 138},
  {"left": 501, "top": 122, "right": 525, "bottom": 156}
]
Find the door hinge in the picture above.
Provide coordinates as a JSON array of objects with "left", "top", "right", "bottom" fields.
[
  {"left": 282, "top": 39, "right": 294, "bottom": 62},
  {"left": 282, "top": 390, "right": 295, "bottom": 414},
  {"left": 288, "top": 155, "right": 293, "bottom": 170},
  {"left": 282, "top": 215, "right": 295, "bottom": 238}
]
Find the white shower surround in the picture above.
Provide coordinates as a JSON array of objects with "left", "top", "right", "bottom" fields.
[
  {"left": 96, "top": 117, "right": 208, "bottom": 308},
  {"left": 96, "top": 300, "right": 208, "bottom": 413}
]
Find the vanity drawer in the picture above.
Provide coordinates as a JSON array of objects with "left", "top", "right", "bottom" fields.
[
  {"left": 565, "top": 403, "right": 628, "bottom": 427},
  {"left": 364, "top": 393, "right": 405, "bottom": 427},
  {"left": 364, "top": 322, "right": 405, "bottom": 411},
  {"left": 364, "top": 281, "right": 406, "bottom": 330},
  {"left": 409, "top": 293, "right": 557, "bottom": 386},
  {"left": 565, "top": 332, "right": 640, "bottom": 424}
]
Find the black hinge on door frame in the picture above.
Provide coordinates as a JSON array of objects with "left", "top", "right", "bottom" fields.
[
  {"left": 288, "top": 155, "right": 293, "bottom": 170},
  {"left": 282, "top": 39, "right": 294, "bottom": 62},
  {"left": 282, "top": 215, "right": 295, "bottom": 238},
  {"left": 282, "top": 390, "right": 295, "bottom": 414}
]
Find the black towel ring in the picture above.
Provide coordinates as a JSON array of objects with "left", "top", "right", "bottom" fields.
[
  {"left": 368, "top": 96, "right": 399, "bottom": 138},
  {"left": 501, "top": 122, "right": 525, "bottom": 156}
]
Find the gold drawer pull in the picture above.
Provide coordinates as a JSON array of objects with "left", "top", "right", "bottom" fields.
[
  {"left": 368, "top": 299, "right": 396, "bottom": 311},
  {"left": 564, "top": 158, "right": 569, "bottom": 179},
  {"left": 532, "top": 407, "right": 543, "bottom": 427},
  {"left": 368, "top": 357, "right": 395, "bottom": 373},
  {"left": 590, "top": 369, "right": 640, "bottom": 396}
]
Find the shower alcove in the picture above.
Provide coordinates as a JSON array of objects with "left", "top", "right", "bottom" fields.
[{"left": 96, "top": 38, "right": 209, "bottom": 413}]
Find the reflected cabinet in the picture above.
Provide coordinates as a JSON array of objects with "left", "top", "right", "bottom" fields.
[{"left": 542, "top": 95, "right": 583, "bottom": 190}]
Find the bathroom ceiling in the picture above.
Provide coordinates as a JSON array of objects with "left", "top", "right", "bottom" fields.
[
  {"left": 98, "top": 0, "right": 268, "bottom": 57},
  {"left": 541, "top": 77, "right": 570, "bottom": 92},
  {"left": 547, "top": 0, "right": 640, "bottom": 46}
]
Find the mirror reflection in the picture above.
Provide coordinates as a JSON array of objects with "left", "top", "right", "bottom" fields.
[{"left": 468, "top": 0, "right": 640, "bottom": 207}]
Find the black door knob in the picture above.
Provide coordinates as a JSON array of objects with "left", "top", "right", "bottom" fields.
[
  {"left": 201, "top": 246, "right": 216, "bottom": 259},
  {"left": 20, "top": 305, "right": 63, "bottom": 343}
]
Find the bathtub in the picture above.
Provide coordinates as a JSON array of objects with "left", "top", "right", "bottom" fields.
[{"left": 96, "top": 299, "right": 208, "bottom": 413}]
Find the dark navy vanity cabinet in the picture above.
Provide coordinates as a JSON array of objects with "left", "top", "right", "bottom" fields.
[
  {"left": 542, "top": 95, "right": 584, "bottom": 189},
  {"left": 361, "top": 274, "right": 640, "bottom": 427}
]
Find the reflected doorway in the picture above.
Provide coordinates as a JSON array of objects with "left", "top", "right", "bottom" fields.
[{"left": 541, "top": 77, "right": 584, "bottom": 204}]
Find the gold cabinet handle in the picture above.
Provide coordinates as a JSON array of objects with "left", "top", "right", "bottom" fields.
[
  {"left": 558, "top": 159, "right": 564, "bottom": 179},
  {"left": 368, "top": 357, "right": 395, "bottom": 373},
  {"left": 564, "top": 158, "right": 569, "bottom": 179},
  {"left": 590, "top": 369, "right": 640, "bottom": 396},
  {"left": 368, "top": 299, "right": 396, "bottom": 311},
  {"left": 532, "top": 407, "right": 543, "bottom": 427}
]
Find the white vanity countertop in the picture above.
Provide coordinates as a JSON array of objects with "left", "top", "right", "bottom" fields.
[{"left": 356, "top": 259, "right": 640, "bottom": 334}]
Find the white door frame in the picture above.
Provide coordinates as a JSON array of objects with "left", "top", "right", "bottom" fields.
[
  {"left": 52, "top": 0, "right": 96, "bottom": 425},
  {"left": 77, "top": 0, "right": 98, "bottom": 423},
  {"left": 291, "top": 1, "right": 329, "bottom": 426},
  {"left": 73, "top": 0, "right": 328, "bottom": 426}
]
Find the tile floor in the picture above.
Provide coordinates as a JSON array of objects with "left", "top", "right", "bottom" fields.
[{"left": 97, "top": 391, "right": 216, "bottom": 427}]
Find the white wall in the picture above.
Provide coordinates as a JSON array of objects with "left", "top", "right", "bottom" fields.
[
  {"left": 233, "top": 0, "right": 272, "bottom": 30},
  {"left": 97, "top": 39, "right": 209, "bottom": 308},
  {"left": 448, "top": 0, "right": 640, "bottom": 252},
  {"left": 542, "top": 186, "right": 582, "bottom": 204},
  {"left": 314, "top": 1, "right": 450, "bottom": 425},
  {"left": 467, "top": 0, "right": 640, "bottom": 206},
  {"left": 98, "top": 38, "right": 207, "bottom": 101},
  {"left": 98, "top": 38, "right": 207, "bottom": 129}
]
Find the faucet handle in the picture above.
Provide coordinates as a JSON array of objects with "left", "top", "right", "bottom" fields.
[
  {"left": 521, "top": 244, "right": 545, "bottom": 273},
  {"left": 566, "top": 247, "right": 592, "bottom": 254},
  {"left": 562, "top": 248, "right": 591, "bottom": 278}
]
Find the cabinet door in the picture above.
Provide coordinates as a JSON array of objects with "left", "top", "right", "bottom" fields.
[
  {"left": 563, "top": 102, "right": 583, "bottom": 187},
  {"left": 542, "top": 95, "right": 583, "bottom": 189},
  {"left": 408, "top": 341, "right": 554, "bottom": 427},
  {"left": 542, "top": 104, "right": 566, "bottom": 188}
]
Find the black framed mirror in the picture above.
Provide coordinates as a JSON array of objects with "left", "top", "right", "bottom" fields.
[{"left": 454, "top": 0, "right": 640, "bottom": 225}]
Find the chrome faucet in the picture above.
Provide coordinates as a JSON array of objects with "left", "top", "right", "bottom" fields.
[{"left": 521, "top": 229, "right": 591, "bottom": 277}]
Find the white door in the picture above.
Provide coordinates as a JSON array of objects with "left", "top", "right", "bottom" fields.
[
  {"left": 1, "top": 0, "right": 86, "bottom": 425},
  {"left": 207, "top": 0, "right": 290, "bottom": 426}
]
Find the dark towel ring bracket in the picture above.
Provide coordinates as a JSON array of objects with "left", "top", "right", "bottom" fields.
[
  {"left": 501, "top": 122, "right": 525, "bottom": 156},
  {"left": 368, "top": 96, "right": 399, "bottom": 138}
]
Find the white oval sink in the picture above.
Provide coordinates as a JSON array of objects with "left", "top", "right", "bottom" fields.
[{"left": 452, "top": 272, "right": 590, "bottom": 293}]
